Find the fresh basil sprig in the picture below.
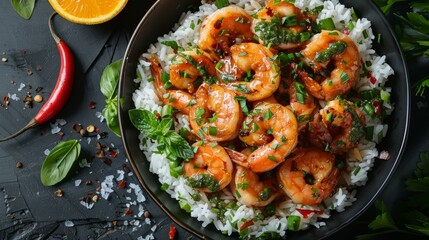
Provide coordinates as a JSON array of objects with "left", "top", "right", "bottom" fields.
[
  {"left": 100, "top": 59, "right": 123, "bottom": 137},
  {"left": 40, "top": 140, "right": 81, "bottom": 186},
  {"left": 11, "top": 0, "right": 35, "bottom": 20},
  {"left": 129, "top": 109, "right": 194, "bottom": 160}
]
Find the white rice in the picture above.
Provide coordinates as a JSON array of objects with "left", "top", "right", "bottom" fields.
[{"left": 131, "top": 0, "right": 394, "bottom": 237}]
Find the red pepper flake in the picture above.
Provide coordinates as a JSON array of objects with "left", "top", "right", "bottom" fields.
[
  {"left": 155, "top": 112, "right": 161, "bottom": 120},
  {"left": 296, "top": 209, "right": 324, "bottom": 218},
  {"left": 239, "top": 220, "right": 254, "bottom": 231},
  {"left": 87, "top": 191, "right": 93, "bottom": 195},
  {"left": 89, "top": 101, "right": 96, "bottom": 109},
  {"left": 372, "top": 100, "right": 382, "bottom": 116},
  {"left": 109, "top": 149, "right": 119, "bottom": 158},
  {"left": 214, "top": 19, "right": 222, "bottom": 29},
  {"left": 122, "top": 163, "right": 130, "bottom": 174},
  {"left": 118, "top": 180, "right": 127, "bottom": 189},
  {"left": 169, "top": 226, "right": 177, "bottom": 240},
  {"left": 95, "top": 185, "right": 101, "bottom": 191},
  {"left": 103, "top": 158, "right": 112, "bottom": 166},
  {"left": 124, "top": 209, "right": 133, "bottom": 215},
  {"left": 367, "top": 72, "right": 377, "bottom": 85},
  {"left": 266, "top": 7, "right": 274, "bottom": 17},
  {"left": 72, "top": 123, "right": 83, "bottom": 133},
  {"left": 57, "top": 131, "right": 65, "bottom": 138},
  {"left": 343, "top": 29, "right": 350, "bottom": 35}
]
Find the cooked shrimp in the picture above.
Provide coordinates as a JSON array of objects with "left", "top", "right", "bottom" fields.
[
  {"left": 299, "top": 30, "right": 361, "bottom": 100},
  {"left": 307, "top": 99, "right": 365, "bottom": 153},
  {"left": 276, "top": 77, "right": 316, "bottom": 123},
  {"left": 199, "top": 5, "right": 254, "bottom": 54},
  {"left": 224, "top": 43, "right": 280, "bottom": 102},
  {"left": 148, "top": 56, "right": 194, "bottom": 114},
  {"left": 189, "top": 83, "right": 243, "bottom": 142},
  {"left": 235, "top": 102, "right": 298, "bottom": 172},
  {"left": 252, "top": 0, "right": 311, "bottom": 49},
  {"left": 277, "top": 148, "right": 341, "bottom": 205},
  {"left": 169, "top": 49, "right": 217, "bottom": 93},
  {"left": 184, "top": 143, "right": 233, "bottom": 192},
  {"left": 231, "top": 165, "right": 282, "bottom": 207}
]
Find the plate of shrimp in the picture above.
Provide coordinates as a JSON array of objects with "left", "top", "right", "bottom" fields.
[{"left": 118, "top": 0, "right": 409, "bottom": 239}]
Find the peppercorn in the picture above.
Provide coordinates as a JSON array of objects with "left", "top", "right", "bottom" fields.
[
  {"left": 144, "top": 210, "right": 151, "bottom": 218},
  {"left": 33, "top": 95, "right": 43, "bottom": 103},
  {"left": 92, "top": 195, "right": 99, "bottom": 202},
  {"left": 79, "top": 128, "right": 87, "bottom": 137},
  {"left": 1, "top": 57, "right": 7, "bottom": 62},
  {"left": 86, "top": 124, "right": 95, "bottom": 133},
  {"left": 16, "top": 162, "right": 23, "bottom": 168},
  {"left": 85, "top": 180, "right": 92, "bottom": 185},
  {"left": 54, "top": 188, "right": 64, "bottom": 197}
]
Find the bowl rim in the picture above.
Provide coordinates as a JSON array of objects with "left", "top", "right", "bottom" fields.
[{"left": 118, "top": 0, "right": 410, "bottom": 239}]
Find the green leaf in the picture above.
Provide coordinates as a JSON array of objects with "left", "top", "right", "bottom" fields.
[
  {"left": 128, "top": 109, "right": 160, "bottom": 138},
  {"left": 415, "top": 152, "right": 429, "bottom": 178},
  {"left": 100, "top": 59, "right": 123, "bottom": 100},
  {"left": 368, "top": 200, "right": 398, "bottom": 230},
  {"left": 102, "top": 97, "right": 121, "bottom": 137},
  {"left": 40, "top": 140, "right": 81, "bottom": 186},
  {"left": 159, "top": 118, "right": 173, "bottom": 136},
  {"left": 165, "top": 131, "right": 194, "bottom": 159},
  {"left": 11, "top": 0, "right": 35, "bottom": 20},
  {"left": 405, "top": 177, "right": 429, "bottom": 192},
  {"left": 215, "top": 0, "right": 230, "bottom": 9},
  {"left": 404, "top": 211, "right": 429, "bottom": 236}
]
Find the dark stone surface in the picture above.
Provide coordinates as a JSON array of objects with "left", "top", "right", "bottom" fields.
[{"left": 0, "top": 0, "right": 427, "bottom": 239}]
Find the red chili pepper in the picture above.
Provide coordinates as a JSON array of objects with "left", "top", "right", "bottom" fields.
[
  {"left": 0, "top": 13, "right": 74, "bottom": 142},
  {"left": 169, "top": 226, "right": 177, "bottom": 240},
  {"left": 296, "top": 208, "right": 324, "bottom": 218}
]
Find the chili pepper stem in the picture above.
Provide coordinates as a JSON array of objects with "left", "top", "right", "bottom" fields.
[
  {"left": 49, "top": 12, "right": 61, "bottom": 44},
  {"left": 0, "top": 118, "right": 38, "bottom": 142}
]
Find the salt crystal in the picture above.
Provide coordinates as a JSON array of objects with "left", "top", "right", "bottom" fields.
[
  {"left": 134, "top": 220, "right": 140, "bottom": 226},
  {"left": 56, "top": 119, "right": 67, "bottom": 126},
  {"left": 145, "top": 218, "right": 151, "bottom": 225},
  {"left": 116, "top": 170, "right": 125, "bottom": 181},
  {"left": 64, "top": 220, "right": 74, "bottom": 227},
  {"left": 18, "top": 83, "right": 25, "bottom": 91},
  {"left": 44, "top": 149, "right": 50, "bottom": 156},
  {"left": 100, "top": 175, "right": 114, "bottom": 200},
  {"left": 8, "top": 93, "right": 20, "bottom": 101},
  {"left": 79, "top": 158, "right": 91, "bottom": 168},
  {"left": 124, "top": 220, "right": 129, "bottom": 226},
  {"left": 87, "top": 137, "right": 92, "bottom": 144},
  {"left": 151, "top": 225, "right": 157, "bottom": 232},
  {"left": 128, "top": 172, "right": 134, "bottom": 177},
  {"left": 126, "top": 189, "right": 132, "bottom": 193},
  {"left": 95, "top": 111, "right": 105, "bottom": 122},
  {"left": 129, "top": 183, "right": 146, "bottom": 203},
  {"left": 80, "top": 201, "right": 94, "bottom": 209},
  {"left": 126, "top": 197, "right": 132, "bottom": 201},
  {"left": 138, "top": 204, "right": 144, "bottom": 217},
  {"left": 74, "top": 179, "right": 82, "bottom": 187},
  {"left": 50, "top": 123, "right": 61, "bottom": 134}
]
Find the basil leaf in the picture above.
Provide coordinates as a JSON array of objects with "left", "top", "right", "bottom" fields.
[
  {"left": 165, "top": 131, "right": 194, "bottom": 159},
  {"left": 159, "top": 118, "right": 173, "bottom": 136},
  {"left": 128, "top": 109, "right": 160, "bottom": 138},
  {"left": 102, "top": 97, "right": 121, "bottom": 137},
  {"left": 100, "top": 59, "right": 123, "bottom": 100},
  {"left": 40, "top": 140, "right": 81, "bottom": 186},
  {"left": 11, "top": 0, "right": 35, "bottom": 20}
]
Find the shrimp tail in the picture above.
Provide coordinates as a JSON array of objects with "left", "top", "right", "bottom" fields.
[{"left": 225, "top": 148, "right": 250, "bottom": 168}]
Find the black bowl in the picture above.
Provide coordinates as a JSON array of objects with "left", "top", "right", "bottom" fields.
[{"left": 118, "top": 0, "right": 409, "bottom": 239}]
